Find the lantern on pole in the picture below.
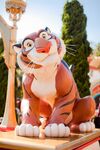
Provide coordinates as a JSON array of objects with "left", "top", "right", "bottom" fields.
[
  {"left": 0, "top": 0, "right": 26, "bottom": 131},
  {"left": 5, "top": 0, "right": 26, "bottom": 26}
]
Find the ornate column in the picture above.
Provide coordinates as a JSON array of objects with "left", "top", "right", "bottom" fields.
[{"left": 0, "top": 0, "right": 26, "bottom": 131}]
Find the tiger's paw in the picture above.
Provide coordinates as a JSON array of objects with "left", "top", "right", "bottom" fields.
[
  {"left": 79, "top": 122, "right": 95, "bottom": 133},
  {"left": 15, "top": 124, "right": 40, "bottom": 137},
  {"left": 44, "top": 123, "right": 70, "bottom": 137}
]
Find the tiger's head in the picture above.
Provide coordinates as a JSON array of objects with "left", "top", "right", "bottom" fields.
[{"left": 13, "top": 27, "right": 66, "bottom": 74}]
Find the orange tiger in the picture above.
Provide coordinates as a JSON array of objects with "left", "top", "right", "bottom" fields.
[{"left": 14, "top": 28, "right": 95, "bottom": 138}]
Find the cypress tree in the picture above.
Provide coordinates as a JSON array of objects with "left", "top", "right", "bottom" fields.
[
  {"left": 62, "top": 0, "right": 92, "bottom": 97},
  {"left": 94, "top": 43, "right": 100, "bottom": 56}
]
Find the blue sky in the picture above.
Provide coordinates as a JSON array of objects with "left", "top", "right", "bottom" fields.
[{"left": 0, "top": 0, "right": 100, "bottom": 47}]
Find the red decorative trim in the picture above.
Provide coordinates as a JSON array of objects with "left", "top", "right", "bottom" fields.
[
  {"left": 89, "top": 66, "right": 100, "bottom": 70},
  {"left": 0, "top": 127, "right": 15, "bottom": 132},
  {"left": 92, "top": 85, "right": 100, "bottom": 95},
  {"left": 74, "top": 137, "right": 100, "bottom": 150}
]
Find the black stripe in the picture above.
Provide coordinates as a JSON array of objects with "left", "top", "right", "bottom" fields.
[
  {"left": 21, "top": 57, "right": 33, "bottom": 65},
  {"left": 62, "top": 83, "right": 73, "bottom": 98},
  {"left": 22, "top": 52, "right": 27, "bottom": 57},
  {"left": 21, "top": 57, "right": 29, "bottom": 64},
  {"left": 27, "top": 112, "right": 30, "bottom": 117},
  {"left": 23, "top": 84, "right": 32, "bottom": 98},
  {"left": 13, "top": 43, "right": 21, "bottom": 48},
  {"left": 59, "top": 98, "right": 75, "bottom": 109},
  {"left": 60, "top": 112, "right": 70, "bottom": 116},
  {"left": 22, "top": 38, "right": 33, "bottom": 45},
  {"left": 29, "top": 106, "right": 32, "bottom": 111}
]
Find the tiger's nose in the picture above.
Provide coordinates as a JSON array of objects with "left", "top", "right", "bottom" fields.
[{"left": 35, "top": 38, "right": 51, "bottom": 53}]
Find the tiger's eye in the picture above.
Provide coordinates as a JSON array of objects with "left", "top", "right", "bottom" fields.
[{"left": 23, "top": 39, "right": 34, "bottom": 51}]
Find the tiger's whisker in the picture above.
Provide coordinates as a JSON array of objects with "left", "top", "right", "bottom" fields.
[
  {"left": 23, "top": 60, "right": 34, "bottom": 73},
  {"left": 66, "top": 50, "right": 76, "bottom": 56},
  {"left": 66, "top": 44, "right": 76, "bottom": 47},
  {"left": 67, "top": 47, "right": 76, "bottom": 52}
]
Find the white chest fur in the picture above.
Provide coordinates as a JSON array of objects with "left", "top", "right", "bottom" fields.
[{"left": 31, "top": 66, "right": 57, "bottom": 107}]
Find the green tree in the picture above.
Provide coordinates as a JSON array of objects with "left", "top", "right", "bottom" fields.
[
  {"left": 62, "top": 0, "right": 92, "bottom": 97},
  {"left": 0, "top": 38, "right": 8, "bottom": 117},
  {"left": 94, "top": 43, "right": 100, "bottom": 56},
  {"left": 15, "top": 68, "right": 23, "bottom": 99}
]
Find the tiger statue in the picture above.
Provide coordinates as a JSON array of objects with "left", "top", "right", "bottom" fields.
[{"left": 14, "top": 27, "right": 95, "bottom": 138}]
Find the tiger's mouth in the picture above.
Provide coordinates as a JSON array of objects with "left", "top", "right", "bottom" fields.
[{"left": 20, "top": 55, "right": 42, "bottom": 69}]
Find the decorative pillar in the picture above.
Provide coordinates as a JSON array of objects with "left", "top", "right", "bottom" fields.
[{"left": 0, "top": 0, "right": 26, "bottom": 131}]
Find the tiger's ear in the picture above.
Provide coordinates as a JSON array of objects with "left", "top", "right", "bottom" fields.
[
  {"left": 13, "top": 43, "right": 22, "bottom": 53},
  {"left": 45, "top": 27, "right": 51, "bottom": 34}
]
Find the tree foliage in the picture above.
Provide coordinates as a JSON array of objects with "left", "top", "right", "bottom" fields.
[
  {"left": 94, "top": 43, "right": 100, "bottom": 56},
  {"left": 15, "top": 68, "right": 23, "bottom": 99},
  {"left": 62, "top": 0, "right": 92, "bottom": 97}
]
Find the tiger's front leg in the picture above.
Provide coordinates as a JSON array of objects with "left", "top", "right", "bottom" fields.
[
  {"left": 43, "top": 64, "right": 79, "bottom": 137},
  {"left": 44, "top": 96, "right": 74, "bottom": 137},
  {"left": 15, "top": 75, "right": 41, "bottom": 137},
  {"left": 15, "top": 97, "right": 41, "bottom": 137},
  {"left": 44, "top": 87, "right": 77, "bottom": 137}
]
